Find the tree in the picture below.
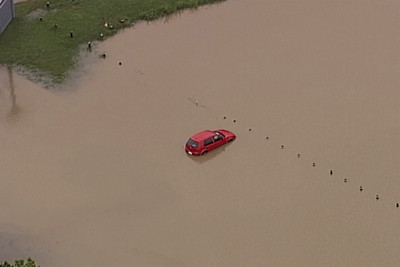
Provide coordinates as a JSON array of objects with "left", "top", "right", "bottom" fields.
[{"left": 0, "top": 258, "right": 40, "bottom": 267}]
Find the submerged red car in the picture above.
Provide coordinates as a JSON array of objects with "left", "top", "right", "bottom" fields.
[{"left": 185, "top": 129, "right": 236, "bottom": 155}]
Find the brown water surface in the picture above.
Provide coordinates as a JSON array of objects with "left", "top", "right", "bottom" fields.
[{"left": 1, "top": 0, "right": 400, "bottom": 266}]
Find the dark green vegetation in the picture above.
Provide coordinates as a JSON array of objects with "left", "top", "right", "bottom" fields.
[
  {"left": 0, "top": 0, "right": 225, "bottom": 84},
  {"left": 0, "top": 258, "right": 40, "bottom": 267}
]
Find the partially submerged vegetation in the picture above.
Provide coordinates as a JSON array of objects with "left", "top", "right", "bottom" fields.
[
  {"left": 0, "top": 258, "right": 40, "bottom": 267},
  {"left": 0, "top": 0, "right": 226, "bottom": 84}
]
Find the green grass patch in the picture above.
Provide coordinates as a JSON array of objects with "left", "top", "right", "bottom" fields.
[{"left": 0, "top": 0, "right": 226, "bottom": 85}]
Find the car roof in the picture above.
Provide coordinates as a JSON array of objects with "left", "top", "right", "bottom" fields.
[{"left": 190, "top": 130, "right": 215, "bottom": 142}]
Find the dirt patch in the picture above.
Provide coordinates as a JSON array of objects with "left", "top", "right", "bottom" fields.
[{"left": 26, "top": 8, "right": 46, "bottom": 19}]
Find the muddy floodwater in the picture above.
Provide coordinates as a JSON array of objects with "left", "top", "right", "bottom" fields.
[{"left": 1, "top": 0, "right": 400, "bottom": 266}]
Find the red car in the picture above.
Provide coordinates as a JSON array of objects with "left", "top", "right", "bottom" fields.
[{"left": 185, "top": 129, "right": 236, "bottom": 155}]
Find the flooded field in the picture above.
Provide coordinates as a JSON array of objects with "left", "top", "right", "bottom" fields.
[{"left": 1, "top": 0, "right": 400, "bottom": 266}]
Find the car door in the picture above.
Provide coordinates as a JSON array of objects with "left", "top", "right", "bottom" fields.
[
  {"left": 210, "top": 134, "right": 224, "bottom": 149},
  {"left": 203, "top": 137, "right": 216, "bottom": 152}
]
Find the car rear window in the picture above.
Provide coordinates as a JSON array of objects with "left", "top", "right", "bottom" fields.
[{"left": 187, "top": 139, "right": 199, "bottom": 148}]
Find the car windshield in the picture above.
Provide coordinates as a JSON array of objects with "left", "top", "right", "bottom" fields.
[
  {"left": 214, "top": 131, "right": 225, "bottom": 137},
  {"left": 186, "top": 139, "right": 199, "bottom": 148}
]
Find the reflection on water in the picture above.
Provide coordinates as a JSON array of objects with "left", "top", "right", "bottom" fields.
[
  {"left": 186, "top": 142, "right": 233, "bottom": 164},
  {"left": 0, "top": 66, "right": 23, "bottom": 122},
  {"left": 6, "top": 67, "right": 22, "bottom": 122}
]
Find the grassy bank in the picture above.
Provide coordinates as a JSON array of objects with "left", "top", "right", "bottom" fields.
[{"left": 0, "top": 0, "right": 225, "bottom": 84}]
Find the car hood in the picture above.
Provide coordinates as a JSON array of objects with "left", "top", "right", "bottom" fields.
[{"left": 216, "top": 129, "right": 235, "bottom": 139}]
